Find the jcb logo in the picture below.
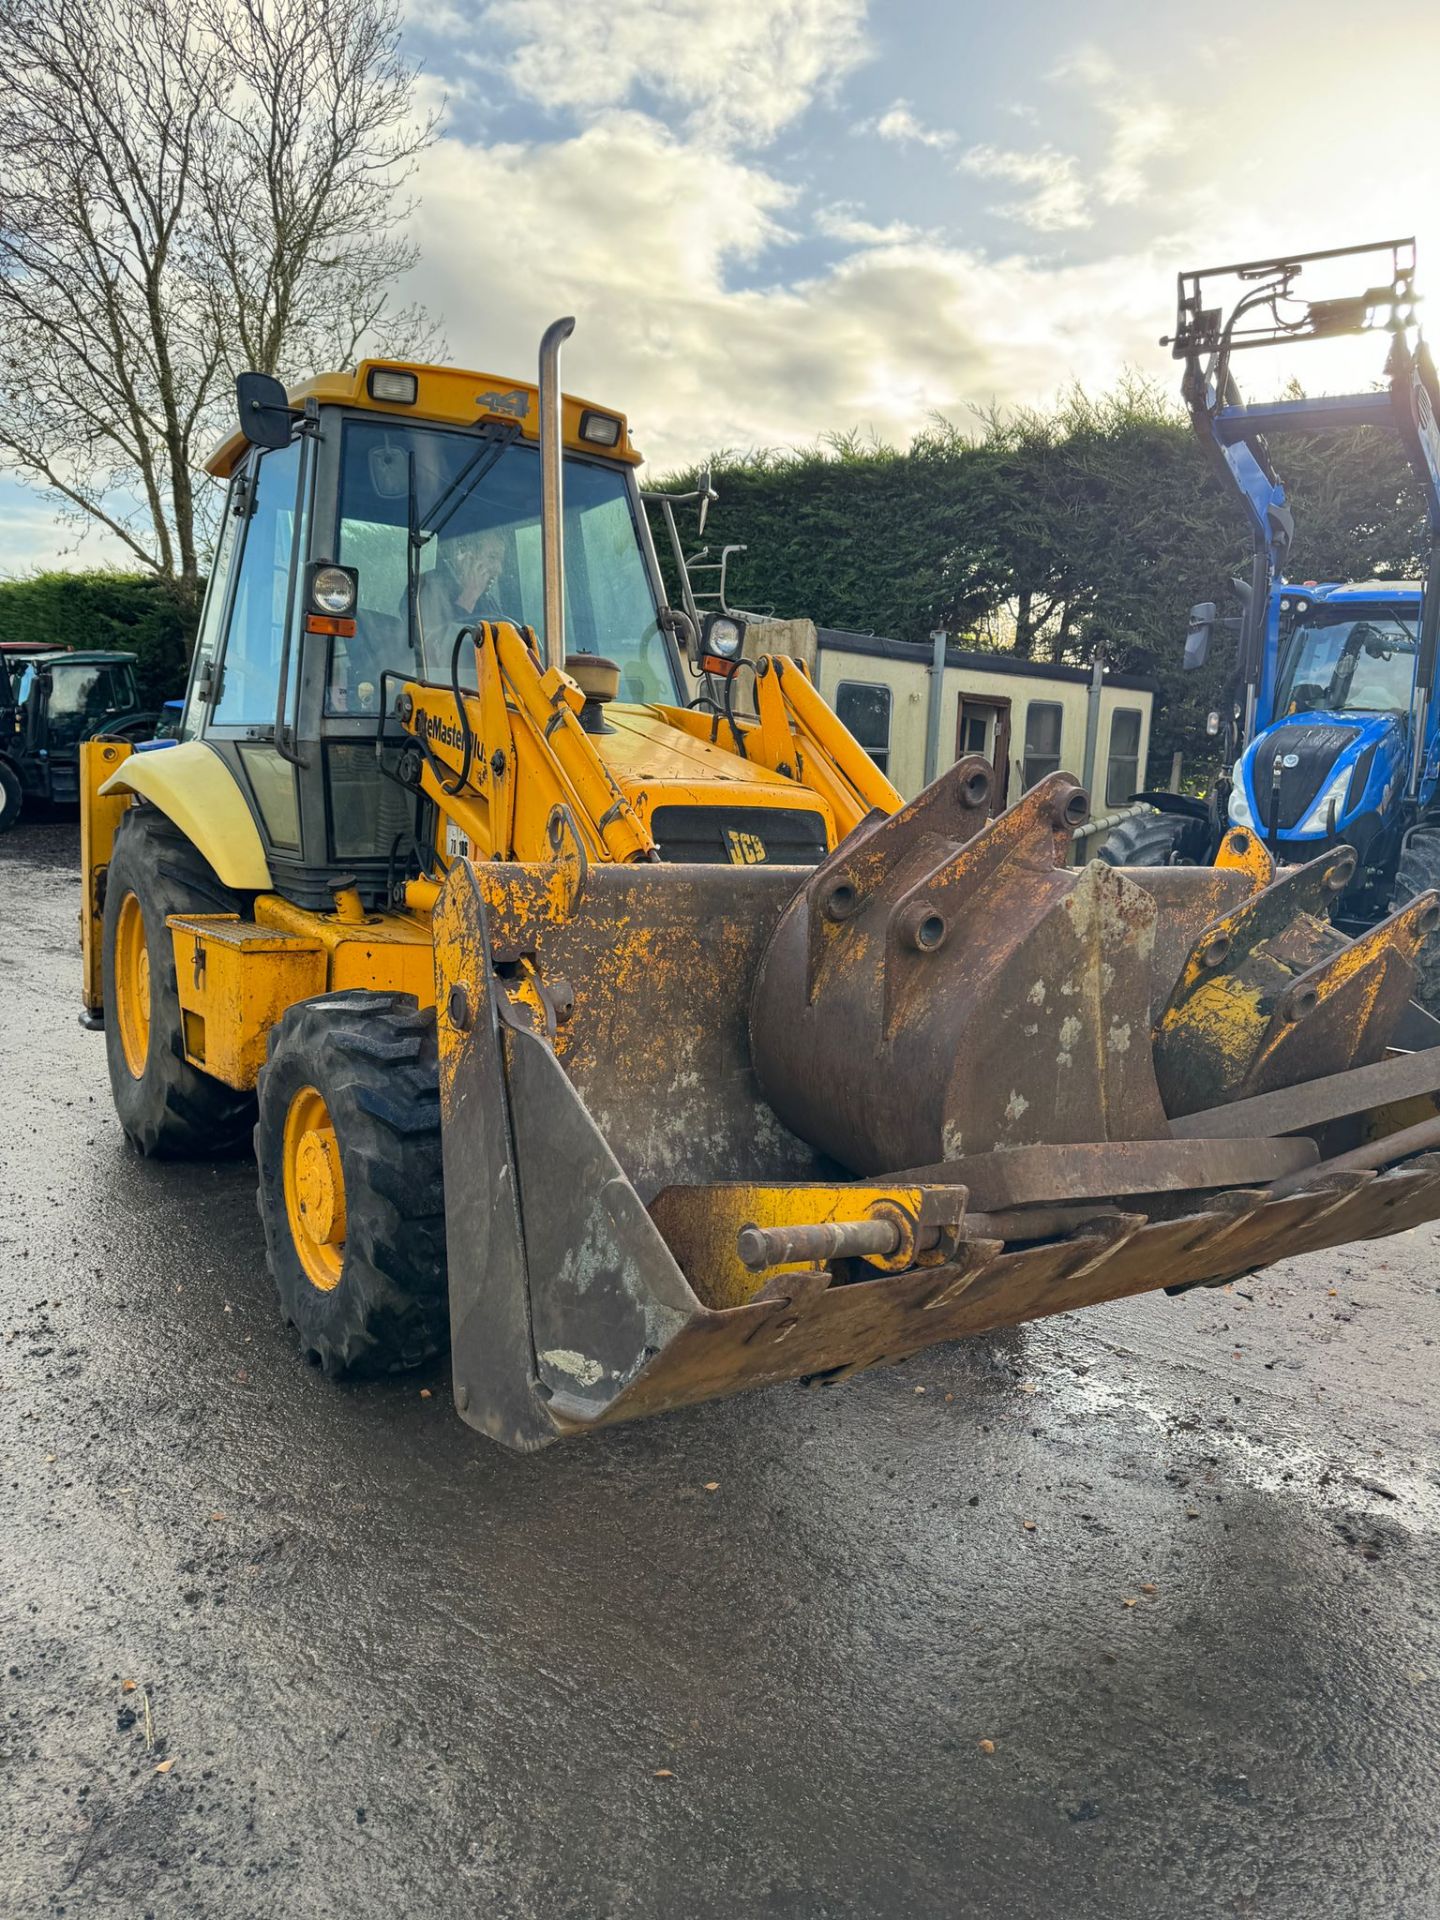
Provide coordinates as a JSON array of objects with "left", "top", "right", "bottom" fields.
[{"left": 726, "top": 829, "right": 768, "bottom": 866}]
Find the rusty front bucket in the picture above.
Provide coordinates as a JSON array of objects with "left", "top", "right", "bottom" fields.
[{"left": 432, "top": 761, "right": 1440, "bottom": 1451}]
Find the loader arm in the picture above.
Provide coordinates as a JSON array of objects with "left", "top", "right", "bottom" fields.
[
  {"left": 1171, "top": 237, "right": 1439, "bottom": 749},
  {"left": 399, "top": 620, "right": 655, "bottom": 864},
  {"left": 651, "top": 652, "right": 902, "bottom": 838},
  {"left": 400, "top": 631, "right": 899, "bottom": 866}
]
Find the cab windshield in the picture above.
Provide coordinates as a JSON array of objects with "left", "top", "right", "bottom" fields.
[
  {"left": 329, "top": 418, "right": 678, "bottom": 713},
  {"left": 1275, "top": 610, "right": 1418, "bottom": 716}
]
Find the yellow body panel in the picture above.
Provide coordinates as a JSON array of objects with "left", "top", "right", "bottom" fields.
[
  {"left": 79, "top": 739, "right": 138, "bottom": 1016},
  {"left": 169, "top": 913, "right": 327, "bottom": 1086},
  {"left": 253, "top": 895, "right": 436, "bottom": 1004},
  {"left": 205, "top": 360, "right": 640, "bottom": 479},
  {"left": 168, "top": 899, "right": 435, "bottom": 1090},
  {"left": 100, "top": 742, "right": 273, "bottom": 891}
]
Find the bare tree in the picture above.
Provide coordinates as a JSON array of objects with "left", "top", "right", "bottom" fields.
[{"left": 0, "top": 0, "right": 439, "bottom": 603}]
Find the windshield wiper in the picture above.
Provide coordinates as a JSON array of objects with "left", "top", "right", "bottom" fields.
[
  {"left": 404, "top": 420, "right": 521, "bottom": 663},
  {"left": 413, "top": 421, "right": 520, "bottom": 549}
]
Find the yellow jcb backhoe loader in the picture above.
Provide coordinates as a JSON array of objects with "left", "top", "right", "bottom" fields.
[{"left": 76, "top": 320, "right": 1440, "bottom": 1450}]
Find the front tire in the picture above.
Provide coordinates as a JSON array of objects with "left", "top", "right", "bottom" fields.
[
  {"left": 101, "top": 806, "right": 256, "bottom": 1156},
  {"left": 0, "top": 758, "right": 22, "bottom": 832},
  {"left": 255, "top": 992, "right": 448, "bottom": 1377},
  {"left": 1096, "top": 808, "right": 1198, "bottom": 867}
]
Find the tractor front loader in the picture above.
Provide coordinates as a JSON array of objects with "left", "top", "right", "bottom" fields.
[{"left": 77, "top": 322, "right": 1440, "bottom": 1451}]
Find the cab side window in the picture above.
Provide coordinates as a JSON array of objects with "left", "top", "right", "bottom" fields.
[{"left": 211, "top": 440, "right": 304, "bottom": 729}]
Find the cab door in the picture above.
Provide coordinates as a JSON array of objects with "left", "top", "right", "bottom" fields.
[{"left": 196, "top": 436, "right": 311, "bottom": 855}]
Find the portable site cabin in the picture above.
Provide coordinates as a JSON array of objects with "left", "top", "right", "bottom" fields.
[{"left": 748, "top": 623, "right": 1157, "bottom": 820}]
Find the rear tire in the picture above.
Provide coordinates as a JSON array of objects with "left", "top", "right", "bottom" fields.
[
  {"left": 254, "top": 992, "right": 448, "bottom": 1377},
  {"left": 1096, "top": 809, "right": 1195, "bottom": 867},
  {"left": 102, "top": 806, "right": 256, "bottom": 1156},
  {"left": 0, "top": 758, "right": 21, "bottom": 832},
  {"left": 1392, "top": 827, "right": 1440, "bottom": 1018}
]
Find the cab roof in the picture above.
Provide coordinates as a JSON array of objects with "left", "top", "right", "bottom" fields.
[
  {"left": 205, "top": 359, "right": 641, "bottom": 479},
  {"left": 1285, "top": 579, "right": 1424, "bottom": 604}
]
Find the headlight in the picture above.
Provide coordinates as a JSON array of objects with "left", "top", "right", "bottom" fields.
[
  {"left": 578, "top": 408, "right": 622, "bottom": 447},
  {"left": 703, "top": 615, "right": 744, "bottom": 660},
  {"left": 1227, "top": 760, "right": 1256, "bottom": 829},
  {"left": 367, "top": 367, "right": 418, "bottom": 405},
  {"left": 310, "top": 564, "right": 358, "bottom": 616},
  {"left": 1296, "top": 764, "right": 1354, "bottom": 836}
]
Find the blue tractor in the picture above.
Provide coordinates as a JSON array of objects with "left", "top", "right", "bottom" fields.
[{"left": 1101, "top": 237, "right": 1440, "bottom": 1001}]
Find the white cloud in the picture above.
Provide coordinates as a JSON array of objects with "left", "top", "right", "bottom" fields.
[
  {"left": 864, "top": 99, "right": 956, "bottom": 151},
  {"left": 1097, "top": 98, "right": 1180, "bottom": 206},
  {"left": 404, "top": 110, "right": 1168, "bottom": 477},
  {"left": 960, "top": 144, "right": 1090, "bottom": 233},
  {"left": 479, "top": 0, "right": 869, "bottom": 143},
  {"left": 815, "top": 205, "right": 926, "bottom": 246},
  {"left": 1049, "top": 44, "right": 1181, "bottom": 207}
]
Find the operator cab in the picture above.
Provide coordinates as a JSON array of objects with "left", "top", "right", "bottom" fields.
[
  {"left": 1273, "top": 593, "right": 1419, "bottom": 720},
  {"left": 187, "top": 360, "right": 687, "bottom": 908},
  {"left": 1229, "top": 582, "right": 1424, "bottom": 871}
]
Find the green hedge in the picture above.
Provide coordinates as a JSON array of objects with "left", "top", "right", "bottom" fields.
[
  {"left": 655, "top": 384, "right": 1426, "bottom": 785},
  {"left": 0, "top": 572, "right": 197, "bottom": 708}
]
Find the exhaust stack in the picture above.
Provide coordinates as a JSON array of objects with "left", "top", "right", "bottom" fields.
[{"left": 538, "top": 316, "right": 576, "bottom": 673}]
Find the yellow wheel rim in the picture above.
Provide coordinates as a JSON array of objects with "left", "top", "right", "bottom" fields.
[
  {"left": 114, "top": 891, "right": 151, "bottom": 1080},
  {"left": 282, "top": 1085, "right": 347, "bottom": 1293}
]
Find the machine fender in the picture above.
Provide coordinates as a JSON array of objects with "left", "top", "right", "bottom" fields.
[{"left": 99, "top": 740, "right": 272, "bottom": 891}]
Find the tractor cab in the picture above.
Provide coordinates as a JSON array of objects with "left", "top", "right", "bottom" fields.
[
  {"left": 0, "top": 647, "right": 151, "bottom": 826},
  {"left": 1228, "top": 583, "right": 1426, "bottom": 877}
]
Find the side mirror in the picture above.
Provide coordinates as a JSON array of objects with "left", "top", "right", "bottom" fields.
[
  {"left": 236, "top": 371, "right": 293, "bottom": 450},
  {"left": 1183, "top": 600, "right": 1216, "bottom": 671}
]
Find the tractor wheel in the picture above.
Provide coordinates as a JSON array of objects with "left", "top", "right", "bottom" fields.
[
  {"left": 0, "top": 758, "right": 21, "bottom": 833},
  {"left": 1392, "top": 827, "right": 1440, "bottom": 1018},
  {"left": 1096, "top": 809, "right": 1194, "bottom": 867},
  {"left": 102, "top": 806, "right": 256, "bottom": 1157},
  {"left": 254, "top": 992, "right": 448, "bottom": 1377}
]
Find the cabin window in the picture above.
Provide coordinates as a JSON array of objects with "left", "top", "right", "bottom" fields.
[
  {"left": 836, "top": 680, "right": 892, "bottom": 775},
  {"left": 1022, "top": 701, "right": 1063, "bottom": 789},
  {"left": 210, "top": 438, "right": 305, "bottom": 730},
  {"left": 1106, "top": 707, "right": 1143, "bottom": 806}
]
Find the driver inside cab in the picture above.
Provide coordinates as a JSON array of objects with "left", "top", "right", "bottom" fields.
[
  {"left": 328, "top": 523, "right": 515, "bottom": 712},
  {"left": 417, "top": 525, "right": 509, "bottom": 645}
]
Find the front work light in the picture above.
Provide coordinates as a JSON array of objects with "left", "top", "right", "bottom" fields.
[
  {"left": 367, "top": 368, "right": 419, "bottom": 405},
  {"left": 309, "top": 563, "right": 358, "bottom": 617},
  {"left": 702, "top": 613, "right": 744, "bottom": 660},
  {"left": 578, "top": 409, "right": 622, "bottom": 447}
]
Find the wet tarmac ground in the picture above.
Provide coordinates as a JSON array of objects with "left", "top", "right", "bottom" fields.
[{"left": 2, "top": 814, "right": 1439, "bottom": 1918}]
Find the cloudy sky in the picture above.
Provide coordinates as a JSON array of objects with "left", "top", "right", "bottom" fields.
[{"left": 7, "top": 0, "right": 1440, "bottom": 571}]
